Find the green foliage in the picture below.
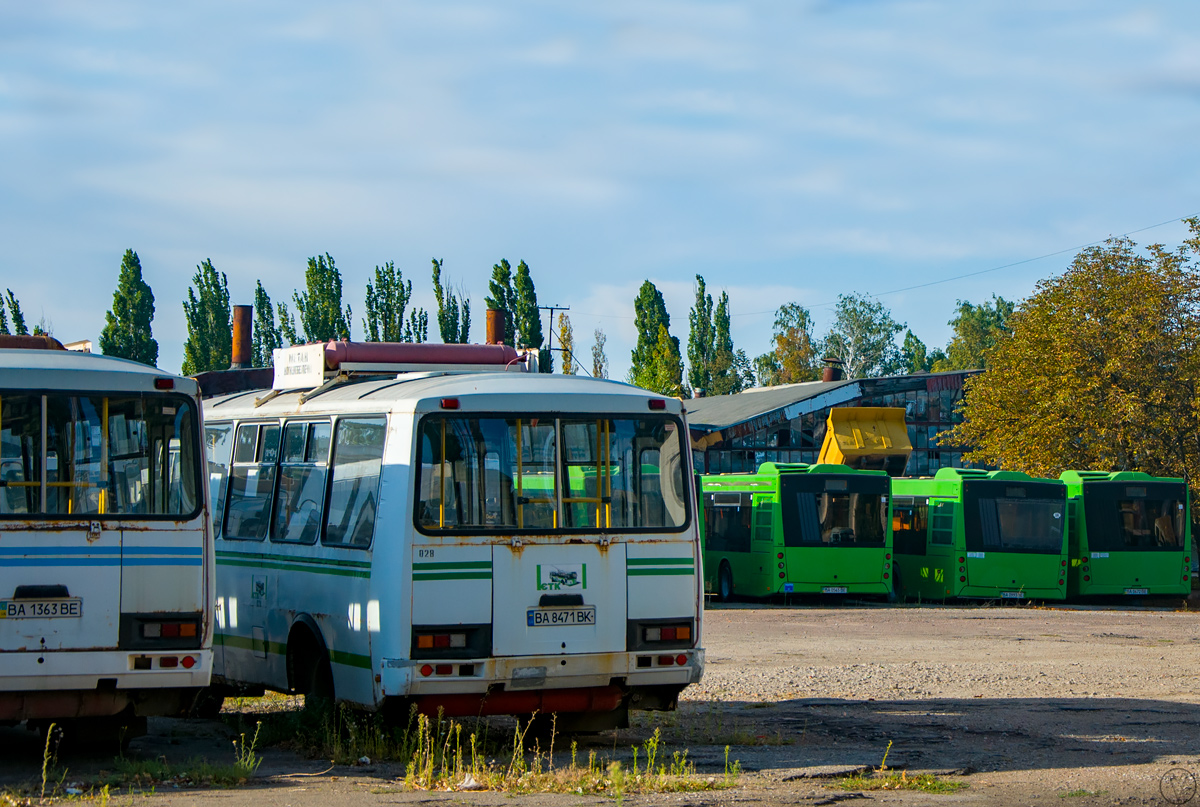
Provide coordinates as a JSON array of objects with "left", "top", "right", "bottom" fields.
[
  {"left": 753, "top": 352, "right": 781, "bottom": 387},
  {"left": 294, "top": 253, "right": 352, "bottom": 342},
  {"left": 932, "top": 295, "right": 1014, "bottom": 371},
  {"left": 181, "top": 259, "right": 232, "bottom": 374},
  {"left": 900, "top": 329, "right": 945, "bottom": 373},
  {"left": 512, "top": 261, "right": 542, "bottom": 350},
  {"left": 252, "top": 280, "right": 282, "bottom": 367},
  {"left": 630, "top": 281, "right": 681, "bottom": 390},
  {"left": 772, "top": 302, "right": 820, "bottom": 384},
  {"left": 687, "top": 276, "right": 715, "bottom": 393},
  {"left": 2, "top": 289, "right": 28, "bottom": 335},
  {"left": 835, "top": 772, "right": 967, "bottom": 794},
  {"left": 278, "top": 302, "right": 300, "bottom": 346},
  {"left": 558, "top": 313, "right": 576, "bottom": 374},
  {"left": 432, "top": 259, "right": 471, "bottom": 344},
  {"left": 708, "top": 292, "right": 752, "bottom": 395},
  {"left": 592, "top": 328, "right": 609, "bottom": 379},
  {"left": 949, "top": 222, "right": 1200, "bottom": 493},
  {"left": 99, "top": 249, "right": 158, "bottom": 367},
  {"left": 364, "top": 261, "right": 427, "bottom": 343},
  {"left": 820, "top": 293, "right": 903, "bottom": 378},
  {"left": 485, "top": 259, "right": 515, "bottom": 344},
  {"left": 632, "top": 324, "right": 685, "bottom": 396}
]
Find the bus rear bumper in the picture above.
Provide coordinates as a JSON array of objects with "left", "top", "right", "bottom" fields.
[{"left": 0, "top": 649, "right": 212, "bottom": 720}]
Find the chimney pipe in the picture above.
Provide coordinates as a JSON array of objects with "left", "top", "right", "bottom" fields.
[
  {"left": 231, "top": 305, "right": 253, "bottom": 368},
  {"left": 821, "top": 357, "right": 844, "bottom": 383},
  {"left": 486, "top": 308, "right": 506, "bottom": 345}
]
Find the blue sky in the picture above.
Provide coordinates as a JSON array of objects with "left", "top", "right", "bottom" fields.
[{"left": 3, "top": 2, "right": 1199, "bottom": 377}]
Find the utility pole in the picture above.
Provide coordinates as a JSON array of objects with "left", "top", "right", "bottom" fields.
[{"left": 538, "top": 304, "right": 569, "bottom": 371}]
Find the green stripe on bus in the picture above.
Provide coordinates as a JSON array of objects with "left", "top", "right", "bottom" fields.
[
  {"left": 627, "top": 557, "right": 693, "bottom": 566},
  {"left": 215, "top": 633, "right": 370, "bottom": 670},
  {"left": 216, "top": 551, "right": 370, "bottom": 570},
  {"left": 413, "top": 572, "right": 493, "bottom": 581},
  {"left": 413, "top": 561, "right": 492, "bottom": 570},
  {"left": 628, "top": 568, "right": 695, "bottom": 576},
  {"left": 217, "top": 556, "right": 371, "bottom": 578}
]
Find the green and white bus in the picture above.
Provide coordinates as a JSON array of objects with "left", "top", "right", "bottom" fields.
[
  {"left": 201, "top": 341, "right": 703, "bottom": 730},
  {"left": 891, "top": 468, "right": 1069, "bottom": 601},
  {"left": 701, "top": 462, "right": 893, "bottom": 600},
  {"left": 1060, "top": 471, "right": 1191, "bottom": 598}
]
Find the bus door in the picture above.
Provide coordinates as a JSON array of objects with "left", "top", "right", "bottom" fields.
[
  {"left": 962, "top": 480, "right": 1067, "bottom": 595},
  {"left": 0, "top": 393, "right": 122, "bottom": 652},
  {"left": 1083, "top": 481, "right": 1189, "bottom": 591}
]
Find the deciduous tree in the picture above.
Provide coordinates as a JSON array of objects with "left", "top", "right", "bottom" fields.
[
  {"left": 100, "top": 249, "right": 158, "bottom": 366},
  {"left": 820, "top": 293, "right": 903, "bottom": 378},
  {"left": 293, "top": 253, "right": 352, "bottom": 342},
  {"left": 181, "top": 259, "right": 232, "bottom": 374},
  {"left": 432, "top": 259, "right": 470, "bottom": 344},
  {"left": 252, "top": 281, "right": 282, "bottom": 367},
  {"left": 687, "top": 276, "right": 715, "bottom": 394},
  {"left": 932, "top": 295, "right": 1014, "bottom": 371},
  {"left": 949, "top": 225, "right": 1200, "bottom": 495},
  {"left": 773, "top": 303, "right": 821, "bottom": 384},
  {"left": 592, "top": 328, "right": 609, "bottom": 379}
]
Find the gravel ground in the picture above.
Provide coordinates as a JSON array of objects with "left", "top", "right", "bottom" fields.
[{"left": 4, "top": 600, "right": 1200, "bottom": 807}]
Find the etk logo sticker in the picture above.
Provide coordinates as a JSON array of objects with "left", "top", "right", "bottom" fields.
[{"left": 537, "top": 564, "right": 586, "bottom": 591}]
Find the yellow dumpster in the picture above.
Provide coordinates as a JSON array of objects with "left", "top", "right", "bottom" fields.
[{"left": 817, "top": 407, "right": 912, "bottom": 476}]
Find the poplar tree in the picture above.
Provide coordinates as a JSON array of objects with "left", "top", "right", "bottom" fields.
[
  {"left": 709, "top": 292, "right": 752, "bottom": 395},
  {"left": 432, "top": 259, "right": 470, "bottom": 343},
  {"left": 252, "top": 280, "right": 282, "bottom": 367},
  {"left": 364, "top": 261, "right": 425, "bottom": 343},
  {"left": 512, "top": 261, "right": 542, "bottom": 350},
  {"left": 294, "top": 253, "right": 352, "bottom": 342},
  {"left": 687, "top": 275, "right": 715, "bottom": 394},
  {"left": 181, "top": 259, "right": 232, "bottom": 374},
  {"left": 99, "top": 249, "right": 158, "bottom": 367},
  {"left": 592, "top": 328, "right": 609, "bottom": 379},
  {"left": 558, "top": 313, "right": 576, "bottom": 375},
  {"left": 485, "top": 259, "right": 515, "bottom": 344},
  {"left": 2, "top": 290, "right": 28, "bottom": 335},
  {"left": 630, "top": 281, "right": 673, "bottom": 383}
]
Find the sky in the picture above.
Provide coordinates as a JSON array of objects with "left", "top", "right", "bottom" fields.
[{"left": 3, "top": 1, "right": 1200, "bottom": 378}]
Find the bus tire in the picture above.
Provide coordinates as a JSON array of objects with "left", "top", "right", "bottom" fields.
[
  {"left": 189, "top": 686, "right": 227, "bottom": 720},
  {"left": 718, "top": 563, "right": 734, "bottom": 602},
  {"left": 287, "top": 622, "right": 335, "bottom": 718}
]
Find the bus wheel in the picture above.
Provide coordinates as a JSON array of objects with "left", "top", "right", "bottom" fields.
[
  {"left": 189, "top": 686, "right": 227, "bottom": 720},
  {"left": 718, "top": 563, "right": 735, "bottom": 602}
]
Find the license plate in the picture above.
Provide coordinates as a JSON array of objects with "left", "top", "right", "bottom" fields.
[
  {"left": 1124, "top": 588, "right": 1149, "bottom": 595},
  {"left": 0, "top": 598, "right": 82, "bottom": 619},
  {"left": 822, "top": 586, "right": 848, "bottom": 594},
  {"left": 527, "top": 607, "right": 596, "bottom": 627},
  {"left": 1000, "top": 591, "right": 1025, "bottom": 599}
]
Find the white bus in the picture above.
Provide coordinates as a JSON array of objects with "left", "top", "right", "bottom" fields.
[
  {"left": 201, "top": 342, "right": 703, "bottom": 730},
  {"left": 0, "top": 345, "right": 214, "bottom": 739}
]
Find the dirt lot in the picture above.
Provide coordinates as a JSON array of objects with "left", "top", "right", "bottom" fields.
[{"left": 4, "top": 601, "right": 1200, "bottom": 806}]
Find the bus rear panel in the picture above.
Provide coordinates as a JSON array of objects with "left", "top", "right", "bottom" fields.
[
  {"left": 892, "top": 468, "right": 1069, "bottom": 601},
  {"left": 1061, "top": 471, "right": 1191, "bottom": 598},
  {"left": 702, "top": 462, "right": 893, "bottom": 600},
  {"left": 0, "top": 350, "right": 213, "bottom": 727}
]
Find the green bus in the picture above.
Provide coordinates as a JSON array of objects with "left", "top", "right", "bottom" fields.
[
  {"left": 700, "top": 462, "right": 893, "bottom": 600},
  {"left": 1060, "top": 471, "right": 1191, "bottom": 598},
  {"left": 891, "top": 468, "right": 1069, "bottom": 601}
]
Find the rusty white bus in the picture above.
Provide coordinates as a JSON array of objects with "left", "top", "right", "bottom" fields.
[
  {"left": 200, "top": 341, "right": 703, "bottom": 730},
  {"left": 0, "top": 344, "right": 214, "bottom": 741}
]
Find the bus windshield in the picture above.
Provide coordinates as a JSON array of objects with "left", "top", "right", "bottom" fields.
[
  {"left": 779, "top": 475, "right": 888, "bottom": 547},
  {"left": 964, "top": 481, "right": 1065, "bottom": 554},
  {"left": 415, "top": 414, "right": 689, "bottom": 533},
  {"left": 0, "top": 392, "right": 201, "bottom": 518},
  {"left": 1083, "top": 482, "right": 1187, "bottom": 551}
]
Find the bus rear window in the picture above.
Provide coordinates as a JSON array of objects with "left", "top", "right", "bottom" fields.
[
  {"left": 1084, "top": 482, "right": 1187, "bottom": 552},
  {"left": 415, "top": 414, "right": 689, "bottom": 533},
  {"left": 0, "top": 392, "right": 200, "bottom": 518},
  {"left": 779, "top": 475, "right": 888, "bottom": 547}
]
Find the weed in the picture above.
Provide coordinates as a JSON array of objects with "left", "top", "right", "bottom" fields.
[
  {"left": 40, "top": 723, "right": 57, "bottom": 800},
  {"left": 1060, "top": 789, "right": 1106, "bottom": 798},
  {"left": 836, "top": 770, "right": 967, "bottom": 794},
  {"left": 232, "top": 722, "right": 263, "bottom": 777}
]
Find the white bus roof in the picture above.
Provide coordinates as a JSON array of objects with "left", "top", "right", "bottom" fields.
[
  {"left": 205, "top": 372, "right": 687, "bottom": 420},
  {"left": 0, "top": 349, "right": 199, "bottom": 396}
]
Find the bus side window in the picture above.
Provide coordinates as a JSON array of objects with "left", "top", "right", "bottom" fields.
[
  {"left": 892, "top": 497, "right": 928, "bottom": 556},
  {"left": 272, "top": 421, "right": 330, "bottom": 545},
  {"left": 930, "top": 500, "right": 955, "bottom": 545},
  {"left": 224, "top": 423, "right": 279, "bottom": 541},
  {"left": 205, "top": 423, "right": 235, "bottom": 538},
  {"left": 324, "top": 417, "right": 386, "bottom": 549}
]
